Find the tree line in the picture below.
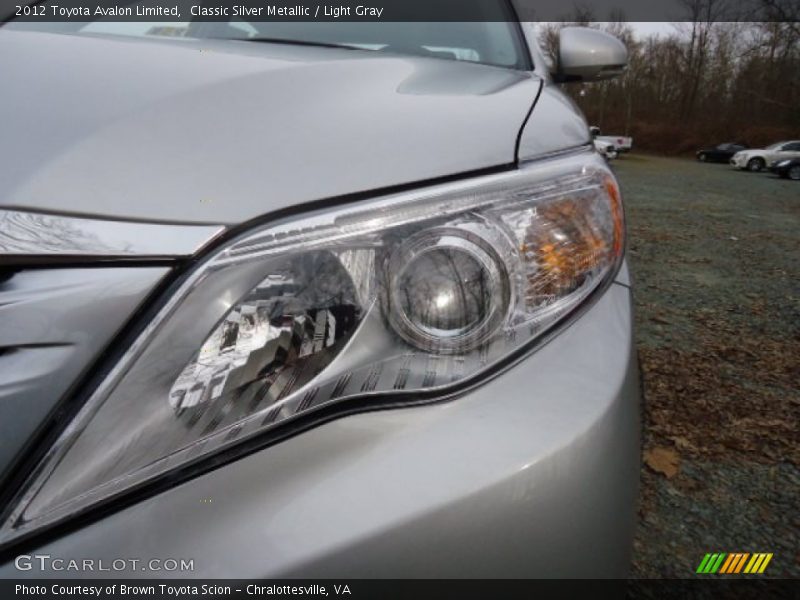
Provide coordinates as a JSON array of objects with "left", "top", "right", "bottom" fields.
[{"left": 538, "top": 0, "right": 800, "bottom": 154}]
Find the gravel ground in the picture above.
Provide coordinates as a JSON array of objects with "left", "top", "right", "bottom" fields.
[{"left": 611, "top": 155, "right": 799, "bottom": 579}]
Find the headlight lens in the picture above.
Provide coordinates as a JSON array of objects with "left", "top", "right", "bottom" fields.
[
  {"left": 387, "top": 224, "right": 511, "bottom": 353},
  {"left": 2, "top": 152, "right": 623, "bottom": 543}
]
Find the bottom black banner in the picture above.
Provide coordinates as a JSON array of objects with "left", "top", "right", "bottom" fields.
[{"left": 2, "top": 579, "right": 798, "bottom": 600}]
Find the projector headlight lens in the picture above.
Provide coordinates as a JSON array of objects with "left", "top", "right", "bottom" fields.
[
  {"left": 387, "top": 225, "right": 510, "bottom": 353},
  {"left": 1, "top": 152, "right": 624, "bottom": 544}
]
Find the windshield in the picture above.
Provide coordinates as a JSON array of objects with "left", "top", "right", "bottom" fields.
[
  {"left": 6, "top": 4, "right": 528, "bottom": 70},
  {"left": 765, "top": 142, "right": 788, "bottom": 150}
]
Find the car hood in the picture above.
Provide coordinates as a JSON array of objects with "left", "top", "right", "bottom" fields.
[{"left": 0, "top": 30, "right": 540, "bottom": 226}]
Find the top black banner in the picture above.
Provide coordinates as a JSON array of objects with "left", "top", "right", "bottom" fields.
[{"left": 1, "top": 0, "right": 797, "bottom": 23}]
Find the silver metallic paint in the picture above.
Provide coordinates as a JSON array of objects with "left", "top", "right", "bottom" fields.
[
  {"left": 0, "top": 268, "right": 169, "bottom": 477},
  {"left": 616, "top": 260, "right": 632, "bottom": 287},
  {"left": 1, "top": 283, "right": 638, "bottom": 578},
  {"left": 517, "top": 85, "right": 592, "bottom": 160},
  {"left": 0, "top": 210, "right": 222, "bottom": 257},
  {"left": 557, "top": 27, "right": 628, "bottom": 82},
  {"left": 0, "top": 30, "right": 540, "bottom": 226}
]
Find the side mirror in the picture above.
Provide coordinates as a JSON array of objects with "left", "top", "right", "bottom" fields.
[{"left": 553, "top": 27, "right": 628, "bottom": 83}]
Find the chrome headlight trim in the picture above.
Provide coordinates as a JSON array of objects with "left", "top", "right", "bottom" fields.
[{"left": 0, "top": 209, "right": 224, "bottom": 258}]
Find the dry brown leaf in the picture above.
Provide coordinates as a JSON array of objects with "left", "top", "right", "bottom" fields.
[
  {"left": 644, "top": 446, "right": 680, "bottom": 479},
  {"left": 668, "top": 435, "right": 694, "bottom": 451}
]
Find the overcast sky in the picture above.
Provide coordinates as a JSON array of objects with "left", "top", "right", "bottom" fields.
[{"left": 627, "top": 22, "right": 680, "bottom": 39}]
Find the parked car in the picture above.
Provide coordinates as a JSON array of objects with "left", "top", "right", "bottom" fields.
[
  {"left": 594, "top": 138, "right": 618, "bottom": 160},
  {"left": 696, "top": 142, "right": 747, "bottom": 163},
  {"left": 590, "top": 126, "right": 633, "bottom": 153},
  {"left": 0, "top": 10, "right": 639, "bottom": 579},
  {"left": 769, "top": 158, "right": 800, "bottom": 180},
  {"left": 730, "top": 140, "right": 800, "bottom": 172}
]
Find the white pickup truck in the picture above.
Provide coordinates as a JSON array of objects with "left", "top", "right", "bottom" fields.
[{"left": 590, "top": 126, "right": 633, "bottom": 154}]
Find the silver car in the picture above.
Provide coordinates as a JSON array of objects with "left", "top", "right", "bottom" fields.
[
  {"left": 0, "top": 10, "right": 639, "bottom": 578},
  {"left": 730, "top": 140, "right": 800, "bottom": 172}
]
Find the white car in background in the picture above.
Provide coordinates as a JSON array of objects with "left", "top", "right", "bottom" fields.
[
  {"left": 594, "top": 138, "right": 618, "bottom": 160},
  {"left": 730, "top": 140, "right": 800, "bottom": 172},
  {"left": 590, "top": 126, "right": 633, "bottom": 154}
]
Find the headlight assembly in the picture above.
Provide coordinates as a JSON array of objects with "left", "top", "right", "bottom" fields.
[{"left": 1, "top": 151, "right": 624, "bottom": 544}]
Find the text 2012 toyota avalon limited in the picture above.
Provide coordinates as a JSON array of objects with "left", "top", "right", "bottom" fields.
[{"left": 0, "top": 7, "right": 639, "bottom": 578}]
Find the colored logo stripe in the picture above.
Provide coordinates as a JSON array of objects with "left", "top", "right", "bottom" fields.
[
  {"left": 745, "top": 553, "right": 774, "bottom": 574},
  {"left": 724, "top": 553, "right": 748, "bottom": 574},
  {"left": 696, "top": 554, "right": 712, "bottom": 573},
  {"left": 696, "top": 553, "right": 726, "bottom": 573},
  {"left": 710, "top": 553, "right": 726, "bottom": 573},
  {"left": 697, "top": 552, "right": 773, "bottom": 574},
  {"left": 758, "top": 554, "right": 773, "bottom": 573},
  {"left": 745, "top": 554, "right": 761, "bottom": 573},
  {"left": 719, "top": 554, "right": 736, "bottom": 573}
]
